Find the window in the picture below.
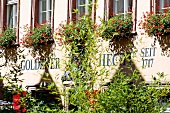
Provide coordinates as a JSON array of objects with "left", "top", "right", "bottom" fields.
[
  {"left": 68, "top": 0, "right": 95, "bottom": 21},
  {"left": 76, "top": 0, "right": 89, "bottom": 16},
  {"left": 104, "top": 0, "right": 132, "bottom": 20},
  {"left": 159, "top": 0, "right": 170, "bottom": 11},
  {"left": 39, "top": 0, "right": 52, "bottom": 24},
  {"left": 7, "top": 0, "right": 17, "bottom": 28},
  {"left": 155, "top": 0, "right": 170, "bottom": 13},
  {"left": 112, "top": 0, "right": 132, "bottom": 14}
]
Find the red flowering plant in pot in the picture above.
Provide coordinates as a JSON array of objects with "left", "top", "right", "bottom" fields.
[
  {"left": 24, "top": 23, "right": 53, "bottom": 48},
  {"left": 0, "top": 27, "right": 16, "bottom": 48},
  {"left": 101, "top": 13, "right": 133, "bottom": 41},
  {"left": 101, "top": 13, "right": 134, "bottom": 54},
  {"left": 23, "top": 23, "right": 53, "bottom": 57},
  {"left": 141, "top": 8, "right": 170, "bottom": 37}
]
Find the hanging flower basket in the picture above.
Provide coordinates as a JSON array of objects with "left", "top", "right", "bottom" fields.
[
  {"left": 101, "top": 13, "right": 133, "bottom": 40},
  {"left": 141, "top": 9, "right": 170, "bottom": 36},
  {"left": 24, "top": 23, "right": 53, "bottom": 48},
  {"left": 0, "top": 27, "right": 16, "bottom": 48}
]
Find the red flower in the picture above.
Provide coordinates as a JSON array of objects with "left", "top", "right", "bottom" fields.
[
  {"left": 22, "top": 91, "right": 26, "bottom": 96},
  {"left": 13, "top": 94, "right": 21, "bottom": 111},
  {"left": 164, "top": 9, "right": 167, "bottom": 13},
  {"left": 40, "top": 39, "right": 44, "bottom": 43}
]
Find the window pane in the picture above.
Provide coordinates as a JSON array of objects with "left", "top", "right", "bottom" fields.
[
  {"left": 128, "top": 0, "right": 132, "bottom": 12},
  {"left": 41, "top": 12, "right": 46, "bottom": 23},
  {"left": 49, "top": 0, "right": 52, "bottom": 10},
  {"left": 15, "top": 15, "right": 17, "bottom": 27},
  {"left": 42, "top": 0, "right": 46, "bottom": 11},
  {"left": 160, "top": 0, "right": 170, "bottom": 9},
  {"left": 113, "top": 0, "right": 124, "bottom": 14},
  {"left": 8, "top": 6, "right": 13, "bottom": 27},
  {"left": 164, "top": 0, "right": 170, "bottom": 7},
  {"left": 48, "top": 11, "right": 51, "bottom": 22},
  {"left": 77, "top": 0, "right": 86, "bottom": 16},
  {"left": 80, "top": 0, "right": 85, "bottom": 5}
]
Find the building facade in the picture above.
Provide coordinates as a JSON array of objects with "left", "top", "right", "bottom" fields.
[{"left": 0, "top": 0, "right": 170, "bottom": 105}]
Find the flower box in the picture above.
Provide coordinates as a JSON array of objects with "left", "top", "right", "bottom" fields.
[
  {"left": 0, "top": 27, "right": 16, "bottom": 48},
  {"left": 101, "top": 13, "right": 133, "bottom": 40},
  {"left": 141, "top": 9, "right": 170, "bottom": 36},
  {"left": 24, "top": 24, "right": 53, "bottom": 48}
]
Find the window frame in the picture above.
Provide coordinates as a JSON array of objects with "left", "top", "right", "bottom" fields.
[
  {"left": 155, "top": 0, "right": 170, "bottom": 13},
  {"left": 104, "top": 0, "right": 132, "bottom": 20},
  {"left": 7, "top": 0, "right": 18, "bottom": 28},
  {"left": 31, "top": 0, "right": 54, "bottom": 32},
  {"left": 39, "top": 0, "right": 52, "bottom": 25}
]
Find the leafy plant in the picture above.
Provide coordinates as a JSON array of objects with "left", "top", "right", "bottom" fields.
[
  {"left": 101, "top": 13, "right": 133, "bottom": 40},
  {"left": 24, "top": 23, "right": 52, "bottom": 48},
  {"left": 97, "top": 68, "right": 170, "bottom": 113},
  {"left": 0, "top": 27, "right": 16, "bottom": 48},
  {"left": 141, "top": 8, "right": 170, "bottom": 36}
]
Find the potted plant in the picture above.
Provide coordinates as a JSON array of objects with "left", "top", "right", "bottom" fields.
[
  {"left": 0, "top": 27, "right": 16, "bottom": 48},
  {"left": 141, "top": 8, "right": 170, "bottom": 36},
  {"left": 24, "top": 23, "right": 53, "bottom": 48},
  {"left": 101, "top": 13, "right": 133, "bottom": 40}
]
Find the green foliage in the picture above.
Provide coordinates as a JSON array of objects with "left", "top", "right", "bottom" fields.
[
  {"left": 96, "top": 69, "right": 169, "bottom": 113},
  {"left": 0, "top": 27, "right": 16, "bottom": 48},
  {"left": 101, "top": 13, "right": 133, "bottom": 40}
]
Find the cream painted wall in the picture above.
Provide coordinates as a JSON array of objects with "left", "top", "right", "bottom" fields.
[
  {"left": 19, "top": 0, "right": 31, "bottom": 40},
  {"left": 54, "top": 0, "right": 68, "bottom": 31},
  {"left": 96, "top": 0, "right": 104, "bottom": 24}
]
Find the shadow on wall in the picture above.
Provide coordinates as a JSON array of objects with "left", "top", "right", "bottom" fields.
[
  {"left": 0, "top": 73, "right": 3, "bottom": 100},
  {"left": 156, "top": 35, "right": 170, "bottom": 57},
  {"left": 106, "top": 56, "right": 144, "bottom": 86},
  {"left": 4, "top": 46, "right": 18, "bottom": 66},
  {"left": 109, "top": 35, "right": 135, "bottom": 54},
  {"left": 32, "top": 43, "right": 54, "bottom": 58},
  {"left": 26, "top": 65, "right": 62, "bottom": 108}
]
